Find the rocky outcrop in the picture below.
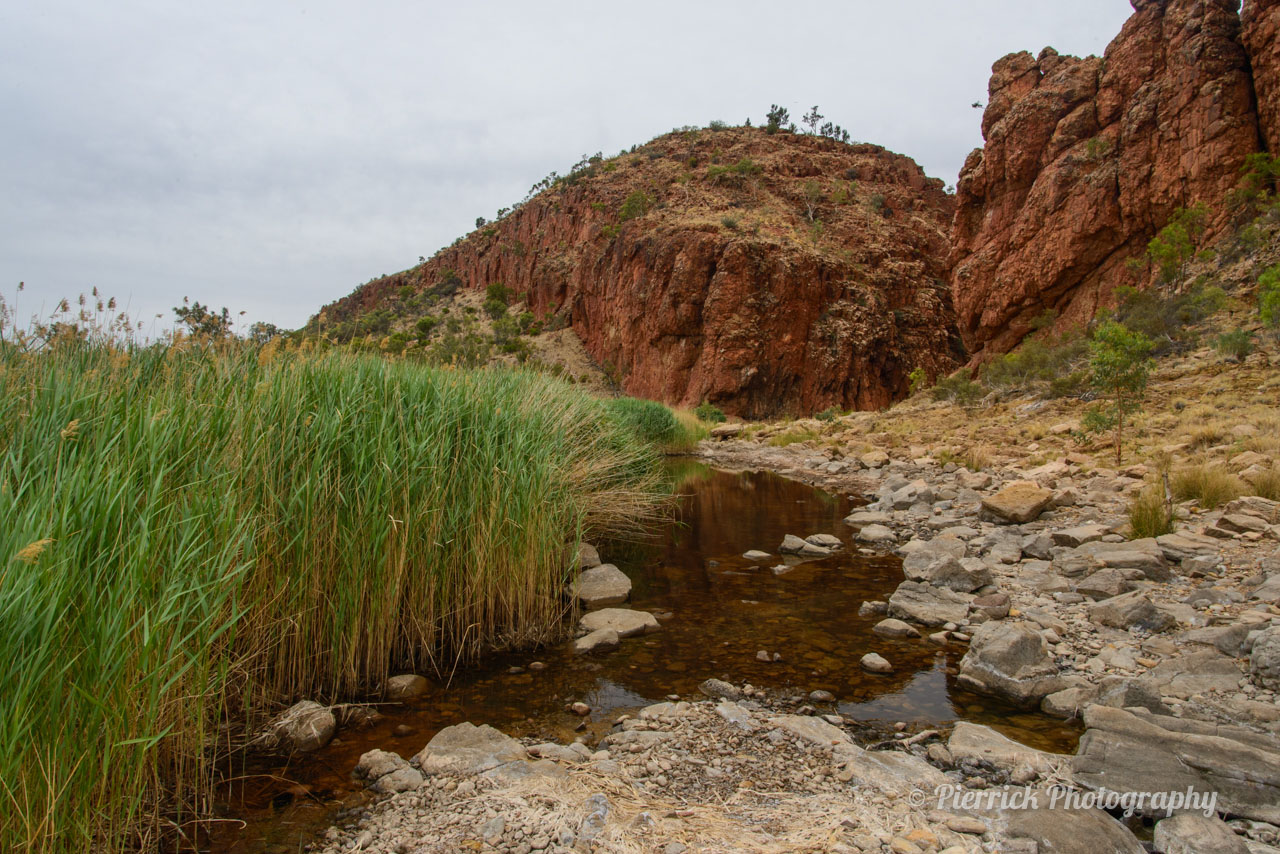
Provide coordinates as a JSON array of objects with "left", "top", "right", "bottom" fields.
[
  {"left": 951, "top": 0, "right": 1264, "bottom": 358},
  {"left": 316, "top": 129, "right": 960, "bottom": 418},
  {"left": 1244, "top": 0, "right": 1280, "bottom": 152}
]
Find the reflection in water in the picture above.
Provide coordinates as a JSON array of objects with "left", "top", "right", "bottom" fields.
[{"left": 212, "top": 463, "right": 1079, "bottom": 853}]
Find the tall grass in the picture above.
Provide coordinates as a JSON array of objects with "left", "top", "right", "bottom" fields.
[
  {"left": 605, "top": 397, "right": 709, "bottom": 453},
  {"left": 1171, "top": 464, "right": 1245, "bottom": 510},
  {"left": 0, "top": 342, "right": 666, "bottom": 852}
]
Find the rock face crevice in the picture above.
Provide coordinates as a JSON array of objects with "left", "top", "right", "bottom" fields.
[
  {"left": 951, "top": 0, "right": 1270, "bottom": 359},
  {"left": 321, "top": 130, "right": 961, "bottom": 419},
  {"left": 1244, "top": 0, "right": 1280, "bottom": 153}
]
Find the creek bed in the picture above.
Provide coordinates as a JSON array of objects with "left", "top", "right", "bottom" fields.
[{"left": 210, "top": 462, "right": 1079, "bottom": 853}]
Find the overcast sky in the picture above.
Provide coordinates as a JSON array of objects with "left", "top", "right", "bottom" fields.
[{"left": 1, "top": 1, "right": 1133, "bottom": 334}]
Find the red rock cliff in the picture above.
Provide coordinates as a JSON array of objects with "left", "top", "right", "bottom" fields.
[
  {"left": 951, "top": 0, "right": 1264, "bottom": 359},
  {"left": 320, "top": 129, "right": 961, "bottom": 419},
  {"left": 1244, "top": 0, "right": 1280, "bottom": 152}
]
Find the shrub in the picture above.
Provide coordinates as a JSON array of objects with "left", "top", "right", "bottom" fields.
[
  {"left": 908, "top": 367, "right": 927, "bottom": 395},
  {"left": 606, "top": 398, "right": 707, "bottom": 453},
  {"left": 483, "top": 298, "right": 508, "bottom": 320},
  {"left": 415, "top": 315, "right": 438, "bottom": 337},
  {"left": 618, "top": 191, "right": 652, "bottom": 222},
  {"left": 1128, "top": 487, "right": 1174, "bottom": 539},
  {"left": 768, "top": 427, "right": 821, "bottom": 447},
  {"left": 1172, "top": 465, "right": 1246, "bottom": 509},
  {"left": 1260, "top": 263, "right": 1280, "bottom": 329},
  {"left": 485, "top": 282, "right": 512, "bottom": 304},
  {"left": 1108, "top": 282, "right": 1224, "bottom": 354},
  {"left": 694, "top": 401, "right": 727, "bottom": 423},
  {"left": 930, "top": 372, "right": 984, "bottom": 406},
  {"left": 815, "top": 407, "right": 838, "bottom": 422},
  {"left": 721, "top": 216, "right": 740, "bottom": 231},
  {"left": 765, "top": 104, "right": 790, "bottom": 134},
  {"left": 1214, "top": 328, "right": 1254, "bottom": 362},
  {"left": 981, "top": 333, "right": 1087, "bottom": 391}
]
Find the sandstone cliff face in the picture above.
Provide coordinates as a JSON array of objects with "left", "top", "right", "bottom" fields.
[
  {"left": 322, "top": 129, "right": 961, "bottom": 418},
  {"left": 1244, "top": 0, "right": 1280, "bottom": 152},
  {"left": 952, "top": 0, "right": 1263, "bottom": 359}
]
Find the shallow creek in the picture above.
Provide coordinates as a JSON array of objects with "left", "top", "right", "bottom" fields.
[{"left": 210, "top": 461, "right": 1079, "bottom": 853}]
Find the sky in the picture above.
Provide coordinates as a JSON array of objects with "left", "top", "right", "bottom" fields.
[{"left": 1, "top": 1, "right": 1134, "bottom": 334}]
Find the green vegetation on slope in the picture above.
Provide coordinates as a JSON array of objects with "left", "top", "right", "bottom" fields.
[{"left": 0, "top": 339, "right": 668, "bottom": 853}]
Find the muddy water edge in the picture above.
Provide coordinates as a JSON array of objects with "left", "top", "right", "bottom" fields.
[{"left": 209, "top": 460, "right": 1080, "bottom": 853}]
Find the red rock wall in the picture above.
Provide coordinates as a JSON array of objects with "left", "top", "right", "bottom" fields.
[
  {"left": 951, "top": 0, "right": 1262, "bottom": 359},
  {"left": 1244, "top": 0, "right": 1280, "bottom": 153}
]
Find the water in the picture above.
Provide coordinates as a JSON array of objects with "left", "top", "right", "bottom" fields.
[{"left": 209, "top": 462, "right": 1079, "bottom": 853}]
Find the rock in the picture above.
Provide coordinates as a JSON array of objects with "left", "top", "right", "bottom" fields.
[
  {"left": 742, "top": 549, "right": 770, "bottom": 560},
  {"left": 856, "top": 524, "right": 897, "bottom": 545},
  {"left": 573, "top": 563, "right": 632, "bottom": 608},
  {"left": 383, "top": 674, "right": 430, "bottom": 701},
  {"left": 1076, "top": 538, "right": 1172, "bottom": 581},
  {"left": 1052, "top": 525, "right": 1109, "bottom": 548},
  {"left": 888, "top": 581, "right": 974, "bottom": 627},
  {"left": 971, "top": 592, "right": 1011, "bottom": 620},
  {"left": 980, "top": 481, "right": 1055, "bottom": 524},
  {"left": 844, "top": 509, "right": 891, "bottom": 529},
  {"left": 902, "top": 536, "right": 966, "bottom": 573},
  {"left": 264, "top": 700, "right": 335, "bottom": 753},
  {"left": 1251, "top": 573, "right": 1280, "bottom": 604},
  {"left": 805, "top": 533, "right": 843, "bottom": 549},
  {"left": 576, "top": 542, "right": 602, "bottom": 569},
  {"left": 860, "top": 451, "right": 890, "bottom": 469},
  {"left": 1251, "top": 626, "right": 1280, "bottom": 690},
  {"left": 808, "top": 689, "right": 836, "bottom": 702},
  {"left": 956, "top": 785, "right": 1144, "bottom": 854},
  {"left": 836, "top": 746, "right": 949, "bottom": 797},
  {"left": 891, "top": 479, "right": 936, "bottom": 509},
  {"left": 860, "top": 652, "right": 893, "bottom": 673},
  {"left": 1075, "top": 567, "right": 1144, "bottom": 600},
  {"left": 1042, "top": 685, "right": 1096, "bottom": 719},
  {"left": 766, "top": 714, "right": 851, "bottom": 747},
  {"left": 1136, "top": 650, "right": 1243, "bottom": 699},
  {"left": 1086, "top": 590, "right": 1175, "bottom": 632},
  {"left": 873, "top": 618, "right": 921, "bottom": 638},
  {"left": 957, "top": 621, "right": 1064, "bottom": 708},
  {"left": 858, "top": 600, "right": 889, "bottom": 616},
  {"left": 698, "top": 678, "right": 742, "bottom": 700},
  {"left": 714, "top": 699, "right": 757, "bottom": 730},
  {"left": 947, "top": 722, "right": 1064, "bottom": 778},
  {"left": 1157, "top": 531, "right": 1223, "bottom": 562},
  {"left": 578, "top": 608, "right": 659, "bottom": 638},
  {"left": 1072, "top": 705, "right": 1280, "bottom": 823},
  {"left": 412, "top": 722, "right": 527, "bottom": 776},
  {"left": 1154, "top": 814, "right": 1250, "bottom": 854},
  {"left": 779, "top": 534, "right": 809, "bottom": 554},
  {"left": 708, "top": 423, "right": 743, "bottom": 439},
  {"left": 1224, "top": 496, "right": 1280, "bottom": 523},
  {"left": 924, "top": 557, "right": 993, "bottom": 593},
  {"left": 951, "top": 1, "right": 1263, "bottom": 363},
  {"left": 354, "top": 748, "right": 411, "bottom": 784},
  {"left": 1215, "top": 513, "right": 1271, "bottom": 536},
  {"left": 573, "top": 628, "right": 620, "bottom": 655}
]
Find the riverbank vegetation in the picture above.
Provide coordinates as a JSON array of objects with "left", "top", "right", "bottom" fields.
[{"left": 0, "top": 326, "right": 671, "bottom": 852}]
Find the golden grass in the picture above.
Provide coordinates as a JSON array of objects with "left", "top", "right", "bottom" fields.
[{"left": 1171, "top": 465, "right": 1247, "bottom": 510}]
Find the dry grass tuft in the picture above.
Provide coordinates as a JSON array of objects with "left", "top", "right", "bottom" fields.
[{"left": 1171, "top": 465, "right": 1246, "bottom": 510}]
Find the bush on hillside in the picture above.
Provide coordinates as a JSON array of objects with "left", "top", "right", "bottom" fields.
[{"left": 694, "top": 401, "right": 727, "bottom": 423}]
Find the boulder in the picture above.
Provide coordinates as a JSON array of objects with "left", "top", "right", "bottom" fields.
[
  {"left": 412, "top": 722, "right": 527, "bottom": 776},
  {"left": 384, "top": 673, "right": 430, "bottom": 701},
  {"left": 354, "top": 749, "right": 424, "bottom": 793},
  {"left": 805, "top": 533, "right": 843, "bottom": 549},
  {"left": 1251, "top": 626, "right": 1280, "bottom": 690},
  {"left": 1076, "top": 538, "right": 1172, "bottom": 581},
  {"left": 573, "top": 563, "right": 632, "bottom": 608},
  {"left": 572, "top": 627, "right": 620, "bottom": 655},
  {"left": 947, "top": 722, "right": 1065, "bottom": 779},
  {"left": 860, "top": 451, "right": 889, "bottom": 469},
  {"left": 856, "top": 524, "right": 897, "bottom": 545},
  {"left": 1072, "top": 705, "right": 1280, "bottom": 823},
  {"left": 264, "top": 700, "right": 335, "bottom": 753},
  {"left": 980, "top": 481, "right": 1054, "bottom": 524},
  {"left": 766, "top": 714, "right": 851, "bottom": 747},
  {"left": 1051, "top": 525, "right": 1109, "bottom": 547},
  {"left": 578, "top": 608, "right": 659, "bottom": 638},
  {"left": 843, "top": 509, "right": 891, "bottom": 529},
  {"left": 860, "top": 652, "right": 893, "bottom": 673},
  {"left": 1086, "top": 590, "right": 1175, "bottom": 632},
  {"left": 1135, "top": 650, "right": 1243, "bottom": 699},
  {"left": 957, "top": 621, "right": 1064, "bottom": 708},
  {"left": 888, "top": 581, "right": 973, "bottom": 627},
  {"left": 901, "top": 536, "right": 967, "bottom": 576},
  {"left": 576, "top": 542, "right": 602, "bottom": 569},
  {"left": 1075, "top": 567, "right": 1144, "bottom": 600},
  {"left": 955, "top": 786, "right": 1144, "bottom": 854},
  {"left": 872, "top": 618, "right": 921, "bottom": 638},
  {"left": 971, "top": 592, "right": 1011, "bottom": 620},
  {"left": 1153, "top": 814, "right": 1250, "bottom": 854},
  {"left": 698, "top": 678, "right": 742, "bottom": 700},
  {"left": 1156, "top": 531, "right": 1221, "bottom": 562},
  {"left": 742, "top": 549, "right": 770, "bottom": 560}
]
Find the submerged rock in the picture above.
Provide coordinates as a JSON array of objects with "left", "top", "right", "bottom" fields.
[
  {"left": 573, "top": 563, "right": 632, "bottom": 608},
  {"left": 578, "top": 608, "right": 660, "bottom": 638},
  {"left": 957, "top": 621, "right": 1063, "bottom": 708}
]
